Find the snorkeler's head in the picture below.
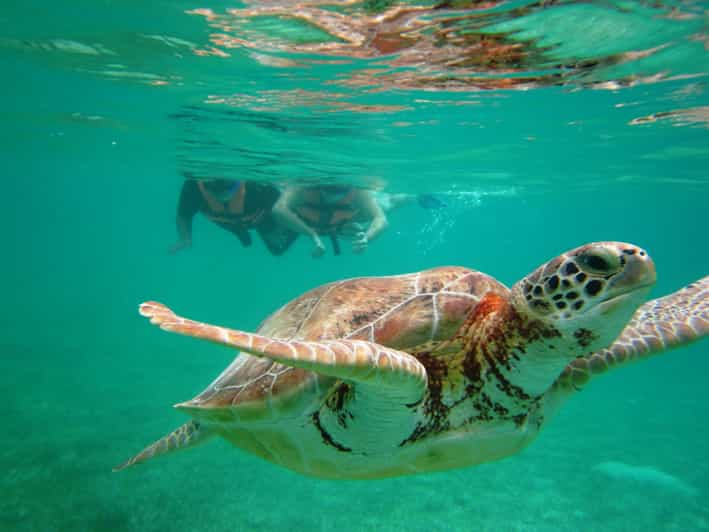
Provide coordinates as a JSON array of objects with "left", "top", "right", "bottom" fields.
[
  {"left": 319, "top": 185, "right": 352, "bottom": 202},
  {"left": 206, "top": 179, "right": 240, "bottom": 201}
]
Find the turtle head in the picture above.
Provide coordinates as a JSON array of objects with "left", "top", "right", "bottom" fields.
[{"left": 511, "top": 242, "right": 656, "bottom": 357}]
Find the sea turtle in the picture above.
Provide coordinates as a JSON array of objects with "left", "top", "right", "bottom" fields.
[{"left": 115, "top": 242, "right": 708, "bottom": 479}]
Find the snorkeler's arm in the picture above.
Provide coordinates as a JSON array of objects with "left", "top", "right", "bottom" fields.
[
  {"left": 360, "top": 191, "right": 388, "bottom": 242},
  {"left": 272, "top": 188, "right": 314, "bottom": 236},
  {"left": 171, "top": 180, "right": 201, "bottom": 254},
  {"left": 272, "top": 187, "right": 325, "bottom": 257},
  {"left": 350, "top": 191, "right": 388, "bottom": 254}
]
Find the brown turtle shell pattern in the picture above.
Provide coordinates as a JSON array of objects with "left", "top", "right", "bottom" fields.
[{"left": 190, "top": 267, "right": 508, "bottom": 411}]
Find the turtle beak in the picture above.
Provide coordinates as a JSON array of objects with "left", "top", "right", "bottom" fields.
[
  {"left": 606, "top": 250, "right": 656, "bottom": 297},
  {"left": 595, "top": 249, "right": 656, "bottom": 316}
]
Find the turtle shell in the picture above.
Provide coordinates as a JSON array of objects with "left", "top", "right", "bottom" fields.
[{"left": 189, "top": 266, "right": 508, "bottom": 413}]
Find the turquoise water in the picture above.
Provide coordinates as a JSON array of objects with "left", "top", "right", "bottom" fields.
[{"left": 2, "top": 1, "right": 708, "bottom": 530}]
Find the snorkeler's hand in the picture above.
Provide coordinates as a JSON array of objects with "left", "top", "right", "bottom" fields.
[
  {"left": 339, "top": 222, "right": 365, "bottom": 237},
  {"left": 352, "top": 232, "right": 368, "bottom": 254},
  {"left": 169, "top": 239, "right": 192, "bottom": 255},
  {"left": 311, "top": 235, "right": 326, "bottom": 258}
]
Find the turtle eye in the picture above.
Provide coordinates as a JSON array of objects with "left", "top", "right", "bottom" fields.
[{"left": 577, "top": 250, "right": 620, "bottom": 275}]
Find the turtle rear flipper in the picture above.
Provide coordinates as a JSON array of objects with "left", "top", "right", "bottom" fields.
[
  {"left": 113, "top": 420, "right": 213, "bottom": 471},
  {"left": 555, "top": 275, "right": 708, "bottom": 390},
  {"left": 139, "top": 301, "right": 428, "bottom": 404}
]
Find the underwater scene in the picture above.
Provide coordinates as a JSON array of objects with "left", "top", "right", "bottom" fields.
[{"left": 2, "top": 0, "right": 708, "bottom": 530}]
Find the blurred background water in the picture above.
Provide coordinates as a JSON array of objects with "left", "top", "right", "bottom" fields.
[{"left": 1, "top": 0, "right": 708, "bottom": 530}]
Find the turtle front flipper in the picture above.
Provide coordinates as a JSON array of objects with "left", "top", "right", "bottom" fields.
[
  {"left": 554, "top": 275, "right": 708, "bottom": 391},
  {"left": 113, "top": 420, "right": 213, "bottom": 471},
  {"left": 139, "top": 302, "right": 428, "bottom": 403}
]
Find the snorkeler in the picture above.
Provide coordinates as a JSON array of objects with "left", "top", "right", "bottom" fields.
[
  {"left": 272, "top": 184, "right": 388, "bottom": 257},
  {"left": 170, "top": 177, "right": 298, "bottom": 256}
]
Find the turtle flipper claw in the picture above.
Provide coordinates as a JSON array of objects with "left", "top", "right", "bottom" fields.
[{"left": 139, "top": 301, "right": 178, "bottom": 326}]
